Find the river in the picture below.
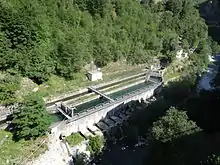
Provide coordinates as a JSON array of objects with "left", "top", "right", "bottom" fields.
[
  {"left": 197, "top": 55, "right": 220, "bottom": 91},
  {"left": 91, "top": 139, "right": 149, "bottom": 165}
]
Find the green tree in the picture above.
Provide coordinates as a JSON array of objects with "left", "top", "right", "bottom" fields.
[
  {"left": 87, "top": 135, "right": 104, "bottom": 155},
  {"left": 0, "top": 0, "right": 213, "bottom": 86},
  {"left": 210, "top": 38, "right": 220, "bottom": 55},
  {"left": 151, "top": 107, "right": 199, "bottom": 143},
  {"left": 165, "top": 0, "right": 183, "bottom": 14},
  {"left": 201, "top": 154, "right": 220, "bottom": 165},
  {"left": 73, "top": 152, "right": 89, "bottom": 165},
  {"left": 0, "top": 74, "right": 20, "bottom": 105},
  {"left": 12, "top": 93, "right": 51, "bottom": 140}
]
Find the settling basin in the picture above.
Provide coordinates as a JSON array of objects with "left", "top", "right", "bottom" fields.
[{"left": 51, "top": 78, "right": 160, "bottom": 123}]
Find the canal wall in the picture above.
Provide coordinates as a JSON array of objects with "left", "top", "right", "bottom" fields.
[
  {"left": 51, "top": 83, "right": 161, "bottom": 137},
  {"left": 62, "top": 78, "right": 145, "bottom": 108},
  {"left": 46, "top": 78, "right": 146, "bottom": 114},
  {"left": 46, "top": 72, "right": 146, "bottom": 105}
]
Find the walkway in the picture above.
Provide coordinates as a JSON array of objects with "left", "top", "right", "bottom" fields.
[
  {"left": 27, "top": 134, "right": 72, "bottom": 165},
  {"left": 88, "top": 86, "right": 115, "bottom": 102}
]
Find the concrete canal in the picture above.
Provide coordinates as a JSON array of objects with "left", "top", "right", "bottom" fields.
[{"left": 50, "top": 78, "right": 160, "bottom": 123}]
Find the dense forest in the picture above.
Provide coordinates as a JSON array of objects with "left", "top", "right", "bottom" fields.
[
  {"left": 1, "top": 0, "right": 217, "bottom": 105},
  {"left": 0, "top": 0, "right": 213, "bottom": 83}
]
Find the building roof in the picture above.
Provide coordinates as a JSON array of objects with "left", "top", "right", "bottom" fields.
[{"left": 87, "top": 70, "right": 102, "bottom": 74}]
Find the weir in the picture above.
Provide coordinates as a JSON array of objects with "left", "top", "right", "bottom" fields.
[{"left": 51, "top": 78, "right": 162, "bottom": 137}]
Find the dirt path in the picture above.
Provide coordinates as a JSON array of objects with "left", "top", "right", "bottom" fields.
[{"left": 27, "top": 134, "right": 72, "bottom": 165}]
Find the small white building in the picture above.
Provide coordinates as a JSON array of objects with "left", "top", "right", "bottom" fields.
[{"left": 87, "top": 70, "right": 103, "bottom": 81}]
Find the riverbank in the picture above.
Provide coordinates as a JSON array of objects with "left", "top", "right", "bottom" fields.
[{"left": 197, "top": 55, "right": 220, "bottom": 91}]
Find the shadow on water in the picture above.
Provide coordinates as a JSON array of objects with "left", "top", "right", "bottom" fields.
[
  {"left": 90, "top": 102, "right": 151, "bottom": 165},
  {"left": 89, "top": 78, "right": 220, "bottom": 165},
  {"left": 85, "top": 2, "right": 220, "bottom": 164},
  {"left": 147, "top": 130, "right": 220, "bottom": 165},
  {"left": 89, "top": 86, "right": 168, "bottom": 165},
  {"left": 199, "top": 0, "right": 220, "bottom": 42}
]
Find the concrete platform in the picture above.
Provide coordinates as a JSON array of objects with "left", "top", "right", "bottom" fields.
[
  {"left": 110, "top": 116, "right": 123, "bottom": 123},
  {"left": 118, "top": 113, "right": 129, "bottom": 120},
  {"left": 103, "top": 118, "right": 115, "bottom": 126},
  {"left": 87, "top": 125, "right": 103, "bottom": 136},
  {"left": 96, "top": 122, "right": 109, "bottom": 131}
]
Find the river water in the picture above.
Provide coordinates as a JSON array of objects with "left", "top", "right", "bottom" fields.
[
  {"left": 91, "top": 57, "right": 220, "bottom": 165},
  {"left": 197, "top": 55, "right": 220, "bottom": 91},
  {"left": 92, "top": 2, "right": 220, "bottom": 164},
  {"left": 92, "top": 139, "right": 149, "bottom": 165}
]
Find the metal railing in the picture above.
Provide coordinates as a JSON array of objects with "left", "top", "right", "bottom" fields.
[{"left": 67, "top": 82, "right": 162, "bottom": 122}]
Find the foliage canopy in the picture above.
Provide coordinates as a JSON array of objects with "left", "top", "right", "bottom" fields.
[
  {"left": 87, "top": 135, "right": 104, "bottom": 155},
  {"left": 0, "top": 74, "right": 20, "bottom": 105},
  {"left": 12, "top": 93, "right": 51, "bottom": 140},
  {"left": 151, "top": 107, "right": 199, "bottom": 143},
  {"left": 0, "top": 0, "right": 211, "bottom": 84}
]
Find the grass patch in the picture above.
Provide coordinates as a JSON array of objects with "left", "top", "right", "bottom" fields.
[
  {"left": 0, "top": 130, "right": 48, "bottom": 165},
  {"left": 41, "top": 63, "right": 145, "bottom": 100},
  {"left": 16, "top": 62, "right": 145, "bottom": 102},
  {"left": 66, "top": 133, "right": 84, "bottom": 147},
  {"left": 15, "top": 77, "right": 38, "bottom": 102}
]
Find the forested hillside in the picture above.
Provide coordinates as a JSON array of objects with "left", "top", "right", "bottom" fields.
[
  {"left": 0, "top": 0, "right": 216, "bottom": 104},
  {"left": 0, "top": 0, "right": 212, "bottom": 81}
]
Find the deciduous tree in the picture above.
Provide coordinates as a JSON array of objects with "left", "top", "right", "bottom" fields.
[{"left": 151, "top": 107, "right": 199, "bottom": 143}]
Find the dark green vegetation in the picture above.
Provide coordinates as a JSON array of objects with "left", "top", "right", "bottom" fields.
[
  {"left": 87, "top": 135, "right": 104, "bottom": 155},
  {"left": 0, "top": 130, "right": 48, "bottom": 165},
  {"left": 0, "top": 74, "right": 20, "bottom": 105},
  {"left": 151, "top": 107, "right": 199, "bottom": 143},
  {"left": 11, "top": 93, "right": 51, "bottom": 140},
  {"left": 0, "top": 0, "right": 214, "bottom": 104},
  {"left": 66, "top": 133, "right": 84, "bottom": 147},
  {"left": 73, "top": 152, "right": 89, "bottom": 165},
  {"left": 201, "top": 154, "right": 220, "bottom": 165}
]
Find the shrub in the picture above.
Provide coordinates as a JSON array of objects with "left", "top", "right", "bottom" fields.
[{"left": 66, "top": 133, "right": 84, "bottom": 147}]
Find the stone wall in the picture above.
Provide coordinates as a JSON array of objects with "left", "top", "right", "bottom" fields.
[{"left": 0, "top": 105, "right": 18, "bottom": 121}]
